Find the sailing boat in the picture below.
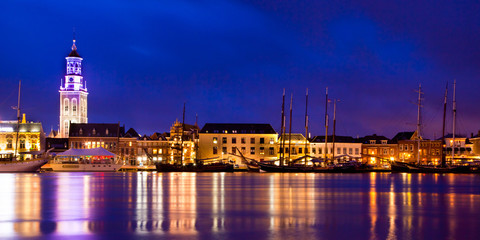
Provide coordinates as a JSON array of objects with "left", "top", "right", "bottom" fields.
[
  {"left": 390, "top": 83, "right": 470, "bottom": 173},
  {"left": 258, "top": 89, "right": 316, "bottom": 172},
  {"left": 155, "top": 104, "right": 233, "bottom": 172},
  {"left": 0, "top": 81, "right": 48, "bottom": 172}
]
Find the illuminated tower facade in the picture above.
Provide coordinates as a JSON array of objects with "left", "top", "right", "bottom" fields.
[{"left": 59, "top": 38, "right": 88, "bottom": 138}]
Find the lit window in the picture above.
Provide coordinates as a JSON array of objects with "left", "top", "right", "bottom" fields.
[
  {"left": 250, "top": 147, "right": 255, "bottom": 155},
  {"left": 213, "top": 137, "right": 218, "bottom": 144}
]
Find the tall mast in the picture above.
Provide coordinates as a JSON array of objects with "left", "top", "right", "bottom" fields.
[
  {"left": 304, "top": 88, "right": 309, "bottom": 165},
  {"left": 452, "top": 80, "right": 456, "bottom": 163},
  {"left": 279, "top": 89, "right": 286, "bottom": 166},
  {"left": 416, "top": 84, "right": 423, "bottom": 165},
  {"left": 324, "top": 87, "right": 329, "bottom": 163},
  {"left": 14, "top": 80, "right": 21, "bottom": 160},
  {"left": 441, "top": 83, "right": 448, "bottom": 167},
  {"left": 332, "top": 99, "right": 337, "bottom": 163},
  {"left": 288, "top": 94, "right": 293, "bottom": 164},
  {"left": 180, "top": 102, "right": 185, "bottom": 165}
]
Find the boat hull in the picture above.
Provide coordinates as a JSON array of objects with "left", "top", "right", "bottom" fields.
[
  {"left": 46, "top": 163, "right": 123, "bottom": 172},
  {"left": 391, "top": 161, "right": 471, "bottom": 173},
  {"left": 0, "top": 159, "right": 48, "bottom": 172},
  {"left": 258, "top": 162, "right": 314, "bottom": 172},
  {"left": 155, "top": 163, "right": 234, "bottom": 172}
]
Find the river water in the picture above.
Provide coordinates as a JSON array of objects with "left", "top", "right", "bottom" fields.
[{"left": 0, "top": 172, "right": 479, "bottom": 239}]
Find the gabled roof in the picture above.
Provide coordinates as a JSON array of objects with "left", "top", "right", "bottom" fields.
[
  {"left": 279, "top": 133, "right": 306, "bottom": 142},
  {"left": 391, "top": 131, "right": 415, "bottom": 143},
  {"left": 200, "top": 123, "right": 276, "bottom": 134},
  {"left": 310, "top": 135, "right": 358, "bottom": 143},
  {"left": 150, "top": 132, "right": 168, "bottom": 140},
  {"left": 123, "top": 128, "right": 140, "bottom": 138},
  {"left": 358, "top": 134, "right": 392, "bottom": 144},
  {"left": 69, "top": 123, "right": 124, "bottom": 137}
]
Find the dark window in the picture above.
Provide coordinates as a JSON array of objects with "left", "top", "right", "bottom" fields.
[
  {"left": 232, "top": 147, "right": 236, "bottom": 154},
  {"left": 250, "top": 147, "right": 255, "bottom": 154},
  {"left": 269, "top": 147, "right": 274, "bottom": 155},
  {"left": 260, "top": 138, "right": 265, "bottom": 144},
  {"left": 222, "top": 147, "right": 227, "bottom": 154},
  {"left": 222, "top": 137, "right": 227, "bottom": 144},
  {"left": 241, "top": 138, "right": 246, "bottom": 144},
  {"left": 213, "top": 146, "right": 218, "bottom": 154},
  {"left": 250, "top": 138, "right": 255, "bottom": 144},
  {"left": 232, "top": 137, "right": 237, "bottom": 144}
]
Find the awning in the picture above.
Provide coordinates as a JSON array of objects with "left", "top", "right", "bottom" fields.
[{"left": 56, "top": 147, "right": 116, "bottom": 157}]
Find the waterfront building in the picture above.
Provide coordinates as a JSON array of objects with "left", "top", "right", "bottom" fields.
[
  {"left": 118, "top": 121, "right": 197, "bottom": 166},
  {"left": 0, "top": 115, "right": 44, "bottom": 160},
  {"left": 59, "top": 38, "right": 88, "bottom": 137},
  {"left": 118, "top": 128, "right": 140, "bottom": 165},
  {"left": 198, "top": 123, "right": 278, "bottom": 165},
  {"left": 395, "top": 131, "right": 442, "bottom": 165},
  {"left": 443, "top": 134, "right": 475, "bottom": 164},
  {"left": 278, "top": 133, "right": 310, "bottom": 164},
  {"left": 309, "top": 136, "right": 362, "bottom": 163},
  {"left": 359, "top": 134, "right": 397, "bottom": 167},
  {"left": 68, "top": 123, "right": 124, "bottom": 154}
]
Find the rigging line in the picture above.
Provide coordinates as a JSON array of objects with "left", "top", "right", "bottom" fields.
[{"left": 0, "top": 88, "right": 17, "bottom": 107}]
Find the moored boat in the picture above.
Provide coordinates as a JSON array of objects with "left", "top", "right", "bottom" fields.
[
  {"left": 0, "top": 158, "right": 48, "bottom": 172},
  {"left": 44, "top": 147, "right": 123, "bottom": 172},
  {"left": 391, "top": 160, "right": 471, "bottom": 173},
  {"left": 155, "top": 161, "right": 234, "bottom": 172}
]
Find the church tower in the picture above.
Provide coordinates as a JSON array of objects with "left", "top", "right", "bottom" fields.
[{"left": 59, "top": 38, "right": 88, "bottom": 138}]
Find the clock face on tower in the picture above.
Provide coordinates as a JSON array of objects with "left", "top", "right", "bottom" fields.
[{"left": 69, "top": 77, "right": 74, "bottom": 82}]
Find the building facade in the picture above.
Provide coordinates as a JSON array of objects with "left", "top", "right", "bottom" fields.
[
  {"left": 59, "top": 38, "right": 88, "bottom": 137},
  {"left": 68, "top": 123, "right": 123, "bottom": 154},
  {"left": 309, "top": 136, "right": 362, "bottom": 163},
  {"left": 278, "top": 133, "right": 310, "bottom": 165},
  {"left": 359, "top": 134, "right": 397, "bottom": 167},
  {"left": 198, "top": 123, "right": 278, "bottom": 165},
  {"left": 0, "top": 115, "right": 44, "bottom": 160},
  {"left": 394, "top": 131, "right": 443, "bottom": 165}
]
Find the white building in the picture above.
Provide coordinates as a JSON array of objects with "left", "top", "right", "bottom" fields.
[
  {"left": 198, "top": 123, "right": 278, "bottom": 165},
  {"left": 59, "top": 38, "right": 88, "bottom": 137},
  {"left": 309, "top": 136, "right": 362, "bottom": 163}
]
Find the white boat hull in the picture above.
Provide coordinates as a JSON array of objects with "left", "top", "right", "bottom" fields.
[
  {"left": 47, "top": 163, "right": 123, "bottom": 172},
  {"left": 0, "top": 159, "right": 48, "bottom": 172}
]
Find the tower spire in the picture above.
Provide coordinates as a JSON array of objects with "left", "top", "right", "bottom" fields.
[{"left": 72, "top": 28, "right": 77, "bottom": 51}]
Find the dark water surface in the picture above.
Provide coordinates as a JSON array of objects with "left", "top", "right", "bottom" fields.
[{"left": 1, "top": 172, "right": 479, "bottom": 239}]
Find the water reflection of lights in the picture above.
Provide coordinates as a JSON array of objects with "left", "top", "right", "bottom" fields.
[
  {"left": 167, "top": 172, "right": 197, "bottom": 235},
  {"left": 267, "top": 174, "right": 317, "bottom": 232},
  {"left": 212, "top": 172, "right": 225, "bottom": 232},
  {"left": 0, "top": 174, "right": 15, "bottom": 237},
  {"left": 56, "top": 173, "right": 91, "bottom": 236}
]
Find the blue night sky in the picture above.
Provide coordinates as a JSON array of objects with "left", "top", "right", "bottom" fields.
[{"left": 0, "top": 0, "right": 479, "bottom": 139}]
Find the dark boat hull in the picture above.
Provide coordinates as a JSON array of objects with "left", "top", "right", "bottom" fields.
[
  {"left": 391, "top": 161, "right": 471, "bottom": 173},
  {"left": 155, "top": 163, "right": 234, "bottom": 172},
  {"left": 258, "top": 162, "right": 314, "bottom": 172}
]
